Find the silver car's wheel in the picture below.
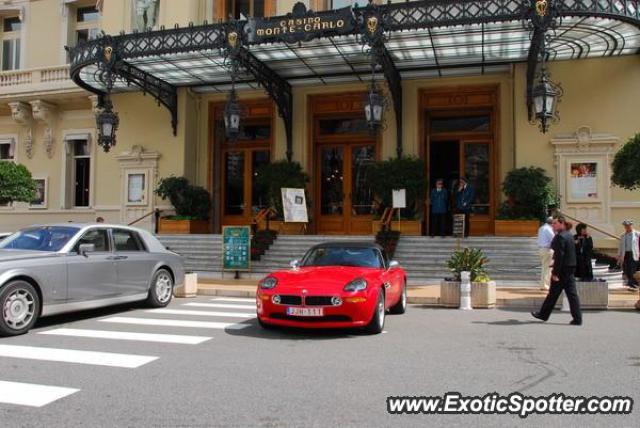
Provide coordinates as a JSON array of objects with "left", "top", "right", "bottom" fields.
[
  {"left": 0, "top": 281, "right": 40, "bottom": 336},
  {"left": 146, "top": 269, "right": 174, "bottom": 308}
]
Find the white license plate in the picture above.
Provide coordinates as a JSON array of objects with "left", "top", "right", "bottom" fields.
[{"left": 286, "top": 307, "right": 323, "bottom": 317}]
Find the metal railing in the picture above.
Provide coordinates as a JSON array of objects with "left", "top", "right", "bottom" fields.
[
  {"left": 558, "top": 211, "right": 620, "bottom": 241},
  {"left": 128, "top": 208, "right": 162, "bottom": 234}
]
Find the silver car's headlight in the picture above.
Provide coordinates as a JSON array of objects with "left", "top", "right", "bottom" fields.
[
  {"left": 344, "top": 278, "right": 367, "bottom": 292},
  {"left": 260, "top": 277, "right": 278, "bottom": 290}
]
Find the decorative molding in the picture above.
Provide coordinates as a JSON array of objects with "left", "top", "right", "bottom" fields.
[
  {"left": 30, "top": 100, "right": 59, "bottom": 159},
  {"left": 88, "top": 95, "right": 101, "bottom": 115},
  {"left": 8, "top": 101, "right": 34, "bottom": 159},
  {"left": 550, "top": 126, "right": 620, "bottom": 155},
  {"left": 115, "top": 145, "right": 161, "bottom": 164}
]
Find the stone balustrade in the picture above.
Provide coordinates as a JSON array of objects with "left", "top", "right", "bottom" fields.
[{"left": 0, "top": 65, "right": 79, "bottom": 96}]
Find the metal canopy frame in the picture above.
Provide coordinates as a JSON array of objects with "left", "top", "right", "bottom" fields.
[{"left": 68, "top": 0, "right": 640, "bottom": 157}]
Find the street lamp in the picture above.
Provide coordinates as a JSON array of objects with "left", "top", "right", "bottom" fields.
[
  {"left": 224, "top": 88, "right": 242, "bottom": 140},
  {"left": 364, "top": 81, "right": 384, "bottom": 133},
  {"left": 96, "top": 97, "right": 119, "bottom": 152},
  {"left": 532, "top": 68, "right": 561, "bottom": 133}
]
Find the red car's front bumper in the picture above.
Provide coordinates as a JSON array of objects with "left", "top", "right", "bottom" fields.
[{"left": 256, "top": 290, "right": 377, "bottom": 329}]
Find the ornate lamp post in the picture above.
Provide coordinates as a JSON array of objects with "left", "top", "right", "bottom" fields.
[
  {"left": 364, "top": 75, "right": 385, "bottom": 133},
  {"left": 531, "top": 66, "right": 561, "bottom": 133},
  {"left": 361, "top": 10, "right": 388, "bottom": 134},
  {"left": 95, "top": 44, "right": 120, "bottom": 152},
  {"left": 222, "top": 28, "right": 245, "bottom": 141},
  {"left": 224, "top": 87, "right": 242, "bottom": 140}
]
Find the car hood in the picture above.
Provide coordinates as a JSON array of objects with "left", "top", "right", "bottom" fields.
[
  {"left": 0, "top": 249, "right": 61, "bottom": 263},
  {"left": 269, "top": 266, "right": 377, "bottom": 290}
]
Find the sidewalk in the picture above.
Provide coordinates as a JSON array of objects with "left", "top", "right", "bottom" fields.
[{"left": 196, "top": 279, "right": 639, "bottom": 310}]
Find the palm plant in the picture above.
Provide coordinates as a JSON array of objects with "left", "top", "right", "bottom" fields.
[{"left": 446, "top": 248, "right": 489, "bottom": 282}]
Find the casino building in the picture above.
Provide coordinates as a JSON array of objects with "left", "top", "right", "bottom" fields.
[{"left": 1, "top": 0, "right": 639, "bottom": 245}]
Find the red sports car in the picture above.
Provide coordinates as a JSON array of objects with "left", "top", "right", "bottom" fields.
[{"left": 256, "top": 242, "right": 407, "bottom": 334}]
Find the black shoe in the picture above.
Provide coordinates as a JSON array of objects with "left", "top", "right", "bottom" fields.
[
  {"left": 628, "top": 284, "right": 638, "bottom": 290},
  {"left": 531, "top": 312, "right": 547, "bottom": 322},
  {"left": 570, "top": 320, "right": 582, "bottom": 326}
]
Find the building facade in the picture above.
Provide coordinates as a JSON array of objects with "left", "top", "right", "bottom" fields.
[{"left": 1, "top": 0, "right": 639, "bottom": 247}]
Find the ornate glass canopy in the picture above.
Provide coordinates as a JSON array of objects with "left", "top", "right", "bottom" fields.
[{"left": 68, "top": 0, "right": 640, "bottom": 157}]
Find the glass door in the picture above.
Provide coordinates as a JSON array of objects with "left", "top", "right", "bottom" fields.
[
  {"left": 317, "top": 145, "right": 345, "bottom": 234},
  {"left": 462, "top": 141, "right": 493, "bottom": 235},
  {"left": 222, "top": 148, "right": 270, "bottom": 226},
  {"left": 349, "top": 144, "right": 376, "bottom": 234}
]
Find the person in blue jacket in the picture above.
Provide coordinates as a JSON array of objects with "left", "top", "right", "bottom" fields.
[
  {"left": 430, "top": 178, "right": 449, "bottom": 237},
  {"left": 455, "top": 177, "right": 475, "bottom": 237}
]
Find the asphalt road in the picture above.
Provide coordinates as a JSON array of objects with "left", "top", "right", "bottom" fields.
[{"left": 0, "top": 296, "right": 638, "bottom": 428}]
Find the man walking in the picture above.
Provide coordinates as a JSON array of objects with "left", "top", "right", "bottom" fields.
[
  {"left": 532, "top": 216, "right": 582, "bottom": 325},
  {"left": 430, "top": 179, "right": 448, "bottom": 237},
  {"left": 455, "top": 177, "right": 475, "bottom": 237},
  {"left": 617, "top": 220, "right": 639, "bottom": 290},
  {"left": 537, "top": 217, "right": 555, "bottom": 290}
]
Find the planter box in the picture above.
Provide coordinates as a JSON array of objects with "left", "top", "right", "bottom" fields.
[
  {"left": 576, "top": 280, "right": 608, "bottom": 309},
  {"left": 440, "top": 280, "right": 497, "bottom": 309},
  {"left": 372, "top": 220, "right": 422, "bottom": 235},
  {"left": 158, "top": 218, "right": 209, "bottom": 234},
  {"left": 269, "top": 221, "right": 306, "bottom": 235},
  {"left": 175, "top": 273, "right": 198, "bottom": 298},
  {"left": 494, "top": 220, "right": 539, "bottom": 236}
]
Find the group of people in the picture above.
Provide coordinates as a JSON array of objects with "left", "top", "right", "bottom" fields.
[{"left": 429, "top": 177, "right": 475, "bottom": 238}]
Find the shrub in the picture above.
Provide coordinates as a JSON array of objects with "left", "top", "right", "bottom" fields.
[
  {"left": 0, "top": 162, "right": 37, "bottom": 205},
  {"left": 612, "top": 133, "right": 640, "bottom": 190},
  {"left": 155, "top": 176, "right": 211, "bottom": 220},
  {"left": 367, "top": 157, "right": 426, "bottom": 220},
  {"left": 254, "top": 160, "right": 310, "bottom": 219},
  {"left": 497, "top": 167, "right": 555, "bottom": 221},
  {"left": 446, "top": 247, "right": 489, "bottom": 282}
]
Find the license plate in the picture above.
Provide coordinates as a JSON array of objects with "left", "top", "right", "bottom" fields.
[{"left": 286, "top": 307, "right": 323, "bottom": 317}]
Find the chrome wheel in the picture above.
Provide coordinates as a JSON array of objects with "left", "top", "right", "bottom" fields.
[
  {"left": 401, "top": 285, "right": 407, "bottom": 309},
  {"left": 155, "top": 272, "right": 173, "bottom": 304},
  {"left": 3, "top": 288, "right": 36, "bottom": 330}
]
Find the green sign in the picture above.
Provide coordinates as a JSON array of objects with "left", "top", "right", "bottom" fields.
[{"left": 222, "top": 226, "right": 251, "bottom": 271}]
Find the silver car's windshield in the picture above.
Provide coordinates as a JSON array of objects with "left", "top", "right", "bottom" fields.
[
  {"left": 0, "top": 226, "right": 80, "bottom": 252},
  {"left": 301, "top": 247, "right": 383, "bottom": 268}
]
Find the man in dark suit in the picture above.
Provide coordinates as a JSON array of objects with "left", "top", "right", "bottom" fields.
[
  {"left": 455, "top": 177, "right": 475, "bottom": 237},
  {"left": 532, "top": 216, "right": 582, "bottom": 325}
]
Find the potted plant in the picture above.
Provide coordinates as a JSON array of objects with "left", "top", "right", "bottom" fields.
[
  {"left": 254, "top": 160, "right": 310, "bottom": 235},
  {"left": 440, "top": 248, "right": 496, "bottom": 308},
  {"left": 495, "top": 167, "right": 555, "bottom": 236},
  {"left": 368, "top": 157, "right": 426, "bottom": 235},
  {"left": 574, "top": 278, "right": 608, "bottom": 310},
  {"left": 155, "top": 176, "right": 211, "bottom": 234},
  {"left": 0, "top": 162, "right": 37, "bottom": 206},
  {"left": 612, "top": 133, "right": 640, "bottom": 190}
]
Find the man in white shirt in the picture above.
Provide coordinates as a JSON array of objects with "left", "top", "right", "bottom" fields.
[
  {"left": 537, "top": 217, "right": 555, "bottom": 290},
  {"left": 617, "top": 219, "right": 639, "bottom": 289}
]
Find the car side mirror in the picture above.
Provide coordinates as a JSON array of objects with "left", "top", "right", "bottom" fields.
[
  {"left": 388, "top": 260, "right": 399, "bottom": 270},
  {"left": 78, "top": 243, "right": 95, "bottom": 257},
  {"left": 290, "top": 259, "right": 300, "bottom": 270}
]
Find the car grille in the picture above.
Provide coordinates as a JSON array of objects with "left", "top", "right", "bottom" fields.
[
  {"left": 270, "top": 313, "right": 351, "bottom": 323},
  {"left": 304, "top": 296, "right": 338, "bottom": 306},
  {"left": 277, "top": 295, "right": 302, "bottom": 306}
]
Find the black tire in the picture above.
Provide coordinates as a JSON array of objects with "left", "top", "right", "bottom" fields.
[
  {"left": 363, "top": 289, "right": 385, "bottom": 334},
  {"left": 146, "top": 269, "right": 174, "bottom": 308},
  {"left": 389, "top": 280, "right": 407, "bottom": 315},
  {"left": 0, "top": 280, "right": 40, "bottom": 337}
]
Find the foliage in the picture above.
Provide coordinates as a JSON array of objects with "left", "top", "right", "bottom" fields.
[
  {"left": 611, "top": 133, "right": 640, "bottom": 190},
  {"left": 251, "top": 229, "right": 278, "bottom": 261},
  {"left": 0, "top": 162, "right": 37, "bottom": 204},
  {"left": 446, "top": 247, "right": 489, "bottom": 282},
  {"left": 155, "top": 176, "right": 211, "bottom": 220},
  {"left": 255, "top": 160, "right": 310, "bottom": 219},
  {"left": 497, "top": 167, "right": 555, "bottom": 221},
  {"left": 367, "top": 157, "right": 426, "bottom": 220}
]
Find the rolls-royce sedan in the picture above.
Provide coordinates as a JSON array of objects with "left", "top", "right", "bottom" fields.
[{"left": 0, "top": 224, "right": 184, "bottom": 336}]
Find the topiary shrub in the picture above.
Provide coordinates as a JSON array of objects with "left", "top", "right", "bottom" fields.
[
  {"left": 155, "top": 176, "right": 211, "bottom": 220},
  {"left": 254, "top": 160, "right": 310, "bottom": 219},
  {"left": 497, "top": 167, "right": 555, "bottom": 221},
  {"left": 0, "top": 162, "right": 37, "bottom": 205},
  {"left": 612, "top": 133, "right": 640, "bottom": 190},
  {"left": 447, "top": 247, "right": 490, "bottom": 282}
]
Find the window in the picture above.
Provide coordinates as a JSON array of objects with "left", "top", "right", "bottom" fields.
[
  {"left": 66, "top": 139, "right": 91, "bottom": 208},
  {"left": 73, "top": 229, "right": 109, "bottom": 252},
  {"left": 75, "top": 6, "right": 100, "bottom": 45},
  {"left": 430, "top": 115, "right": 491, "bottom": 134},
  {"left": 113, "top": 229, "right": 143, "bottom": 252},
  {"left": 1, "top": 17, "right": 21, "bottom": 71},
  {"left": 217, "top": 1, "right": 272, "bottom": 20},
  {"left": 330, "top": 0, "right": 356, "bottom": 9},
  {"left": 0, "top": 139, "right": 15, "bottom": 161}
]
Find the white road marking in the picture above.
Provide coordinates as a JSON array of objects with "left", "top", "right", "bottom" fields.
[
  {"left": 209, "top": 297, "right": 255, "bottom": 303},
  {"left": 147, "top": 308, "right": 254, "bottom": 318},
  {"left": 39, "top": 328, "right": 211, "bottom": 345},
  {"left": 0, "top": 381, "right": 79, "bottom": 408},
  {"left": 0, "top": 345, "right": 157, "bottom": 368},
  {"left": 100, "top": 316, "right": 251, "bottom": 330},
  {"left": 184, "top": 302, "right": 255, "bottom": 310}
]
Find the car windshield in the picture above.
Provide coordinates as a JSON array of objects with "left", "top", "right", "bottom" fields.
[
  {"left": 301, "top": 247, "right": 382, "bottom": 269},
  {"left": 0, "top": 226, "right": 79, "bottom": 252}
]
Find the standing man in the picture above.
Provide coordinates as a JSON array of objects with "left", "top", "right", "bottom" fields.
[
  {"left": 430, "top": 179, "right": 448, "bottom": 237},
  {"left": 532, "top": 216, "right": 582, "bottom": 326},
  {"left": 617, "top": 220, "right": 639, "bottom": 290},
  {"left": 537, "top": 216, "right": 555, "bottom": 290},
  {"left": 455, "top": 177, "right": 475, "bottom": 237}
]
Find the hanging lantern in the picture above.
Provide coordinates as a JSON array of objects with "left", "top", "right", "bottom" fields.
[
  {"left": 364, "top": 82, "right": 384, "bottom": 133},
  {"left": 224, "top": 88, "right": 242, "bottom": 140},
  {"left": 532, "top": 68, "right": 561, "bottom": 133},
  {"left": 96, "top": 98, "right": 119, "bottom": 152}
]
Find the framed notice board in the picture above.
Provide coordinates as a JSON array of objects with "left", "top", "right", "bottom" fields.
[
  {"left": 452, "top": 214, "right": 466, "bottom": 238},
  {"left": 222, "top": 226, "right": 251, "bottom": 271}
]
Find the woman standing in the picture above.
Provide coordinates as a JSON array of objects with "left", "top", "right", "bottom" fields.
[{"left": 574, "top": 223, "right": 594, "bottom": 281}]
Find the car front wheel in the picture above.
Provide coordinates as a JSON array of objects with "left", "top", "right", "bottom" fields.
[
  {"left": 389, "top": 280, "right": 407, "bottom": 315},
  {"left": 0, "top": 281, "right": 40, "bottom": 337},
  {"left": 363, "top": 289, "right": 385, "bottom": 334},
  {"left": 146, "top": 269, "right": 174, "bottom": 308}
]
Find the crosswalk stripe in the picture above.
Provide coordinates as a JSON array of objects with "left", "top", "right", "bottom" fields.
[
  {"left": 184, "top": 302, "right": 255, "bottom": 310},
  {"left": 210, "top": 297, "right": 255, "bottom": 303},
  {"left": 100, "top": 316, "right": 251, "bottom": 330},
  {"left": 0, "top": 345, "right": 157, "bottom": 368},
  {"left": 147, "top": 309, "right": 254, "bottom": 318},
  {"left": 0, "top": 381, "right": 79, "bottom": 407},
  {"left": 39, "top": 328, "right": 212, "bottom": 345}
]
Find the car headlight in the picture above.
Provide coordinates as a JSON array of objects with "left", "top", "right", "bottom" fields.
[
  {"left": 344, "top": 278, "right": 367, "bottom": 292},
  {"left": 260, "top": 277, "right": 278, "bottom": 290}
]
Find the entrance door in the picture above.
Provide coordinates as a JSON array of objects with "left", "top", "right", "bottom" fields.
[
  {"left": 316, "top": 143, "right": 375, "bottom": 234},
  {"left": 222, "top": 148, "right": 270, "bottom": 226}
]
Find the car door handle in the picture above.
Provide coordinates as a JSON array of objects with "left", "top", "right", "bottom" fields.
[{"left": 107, "top": 255, "right": 128, "bottom": 260}]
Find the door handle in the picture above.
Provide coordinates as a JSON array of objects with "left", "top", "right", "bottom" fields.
[{"left": 107, "top": 255, "right": 128, "bottom": 260}]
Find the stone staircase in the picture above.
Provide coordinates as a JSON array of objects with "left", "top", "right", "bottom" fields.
[
  {"left": 157, "top": 235, "right": 223, "bottom": 273},
  {"left": 393, "top": 236, "right": 541, "bottom": 286},
  {"left": 592, "top": 261, "right": 625, "bottom": 289}
]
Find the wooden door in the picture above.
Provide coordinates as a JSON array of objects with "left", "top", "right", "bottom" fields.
[{"left": 460, "top": 140, "right": 493, "bottom": 235}]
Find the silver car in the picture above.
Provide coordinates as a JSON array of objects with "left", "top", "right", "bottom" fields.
[{"left": 0, "top": 223, "right": 185, "bottom": 336}]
